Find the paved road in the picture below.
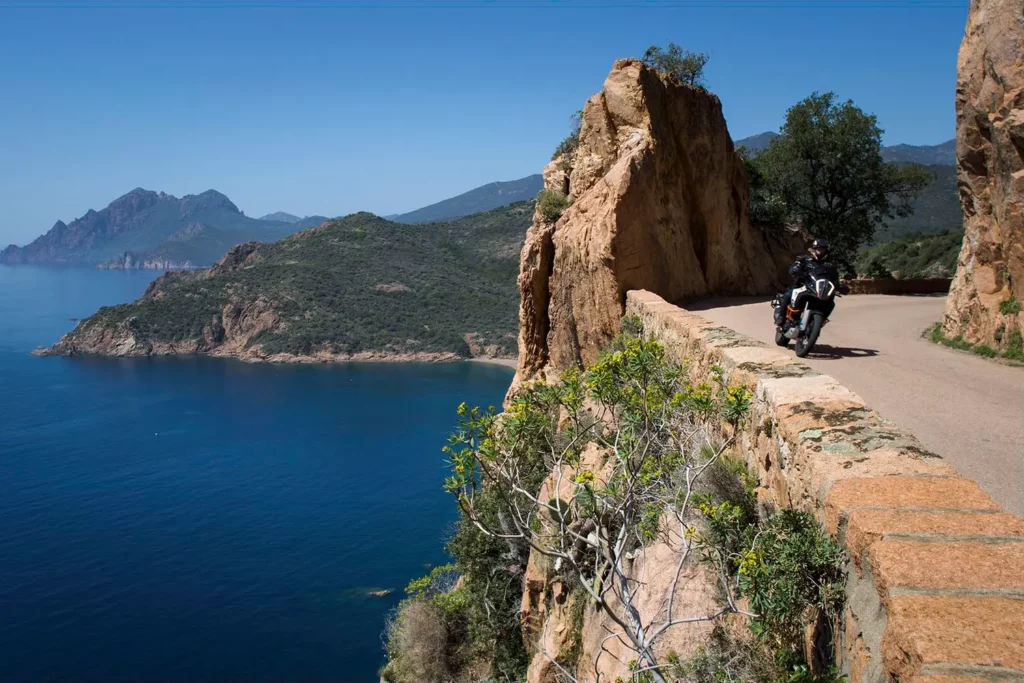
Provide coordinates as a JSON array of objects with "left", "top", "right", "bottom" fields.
[{"left": 690, "top": 295, "right": 1024, "bottom": 518}]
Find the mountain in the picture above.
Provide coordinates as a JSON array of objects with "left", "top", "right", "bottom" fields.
[
  {"left": 389, "top": 175, "right": 543, "bottom": 224},
  {"left": 881, "top": 139, "right": 956, "bottom": 165},
  {"left": 49, "top": 202, "right": 534, "bottom": 361},
  {"left": 734, "top": 131, "right": 779, "bottom": 153},
  {"left": 259, "top": 211, "right": 302, "bottom": 223},
  {"left": 1, "top": 189, "right": 309, "bottom": 268},
  {"left": 877, "top": 164, "right": 961, "bottom": 240},
  {"left": 735, "top": 132, "right": 956, "bottom": 166}
]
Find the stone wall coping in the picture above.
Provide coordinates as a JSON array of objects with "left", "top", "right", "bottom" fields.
[{"left": 626, "top": 289, "right": 1024, "bottom": 683}]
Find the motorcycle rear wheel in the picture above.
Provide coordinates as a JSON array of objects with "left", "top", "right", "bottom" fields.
[
  {"left": 775, "top": 328, "right": 790, "bottom": 347},
  {"left": 794, "top": 313, "right": 824, "bottom": 358}
]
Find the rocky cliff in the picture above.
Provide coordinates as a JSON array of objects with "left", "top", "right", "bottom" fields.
[
  {"left": 97, "top": 251, "right": 196, "bottom": 271},
  {"left": 512, "top": 59, "right": 796, "bottom": 394},
  {"left": 942, "top": 0, "right": 1024, "bottom": 348}
]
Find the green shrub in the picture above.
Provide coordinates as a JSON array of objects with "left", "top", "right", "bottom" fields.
[
  {"left": 670, "top": 625, "right": 840, "bottom": 683},
  {"left": 1000, "top": 295, "right": 1022, "bottom": 316},
  {"left": 537, "top": 189, "right": 570, "bottom": 223},
  {"left": 641, "top": 42, "right": 710, "bottom": 86},
  {"left": 1006, "top": 331, "right": 1024, "bottom": 361},
  {"left": 928, "top": 323, "right": 1024, "bottom": 363}
]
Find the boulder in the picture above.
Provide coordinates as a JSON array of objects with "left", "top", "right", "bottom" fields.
[{"left": 942, "top": 0, "right": 1024, "bottom": 348}]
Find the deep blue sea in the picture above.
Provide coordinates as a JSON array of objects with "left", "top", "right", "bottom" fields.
[{"left": 0, "top": 265, "right": 514, "bottom": 683}]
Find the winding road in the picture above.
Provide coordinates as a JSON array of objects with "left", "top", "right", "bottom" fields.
[{"left": 689, "top": 294, "right": 1024, "bottom": 518}]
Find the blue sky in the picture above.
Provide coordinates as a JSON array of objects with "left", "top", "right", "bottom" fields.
[{"left": 0, "top": 0, "right": 968, "bottom": 244}]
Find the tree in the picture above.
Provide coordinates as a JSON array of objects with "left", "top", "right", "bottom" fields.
[
  {"left": 443, "top": 328, "right": 757, "bottom": 682},
  {"left": 751, "top": 92, "right": 933, "bottom": 272},
  {"left": 642, "top": 43, "right": 710, "bottom": 86}
]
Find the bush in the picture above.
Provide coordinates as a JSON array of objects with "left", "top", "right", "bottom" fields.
[
  {"left": 671, "top": 625, "right": 841, "bottom": 683},
  {"left": 641, "top": 42, "right": 709, "bottom": 86},
  {"left": 537, "top": 189, "right": 570, "bottom": 223},
  {"left": 860, "top": 255, "right": 893, "bottom": 279},
  {"left": 381, "top": 600, "right": 450, "bottom": 683},
  {"left": 1000, "top": 295, "right": 1022, "bottom": 316},
  {"left": 1006, "top": 331, "right": 1024, "bottom": 361}
]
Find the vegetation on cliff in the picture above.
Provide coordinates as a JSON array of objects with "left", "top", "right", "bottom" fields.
[
  {"left": 58, "top": 203, "right": 532, "bottom": 360},
  {"left": 641, "top": 42, "right": 710, "bottom": 86},
  {"left": 383, "top": 324, "right": 845, "bottom": 682}
]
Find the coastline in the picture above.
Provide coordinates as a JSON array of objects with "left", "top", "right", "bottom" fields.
[
  {"left": 39, "top": 343, "right": 518, "bottom": 368},
  {"left": 466, "top": 357, "right": 518, "bottom": 369}
]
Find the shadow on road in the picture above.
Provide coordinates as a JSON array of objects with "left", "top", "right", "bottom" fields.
[{"left": 806, "top": 344, "right": 879, "bottom": 360}]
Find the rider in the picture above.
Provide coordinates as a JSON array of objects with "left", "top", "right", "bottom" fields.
[{"left": 774, "top": 238, "right": 840, "bottom": 327}]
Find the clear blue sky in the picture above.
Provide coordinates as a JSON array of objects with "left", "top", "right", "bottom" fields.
[{"left": 0, "top": 0, "right": 968, "bottom": 244}]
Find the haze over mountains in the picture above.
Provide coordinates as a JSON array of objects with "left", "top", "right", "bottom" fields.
[
  {"left": 387, "top": 175, "right": 543, "bottom": 224},
  {"left": 2, "top": 133, "right": 957, "bottom": 271},
  {"left": 0, "top": 189, "right": 327, "bottom": 269},
  {"left": 2, "top": 176, "right": 545, "bottom": 269}
]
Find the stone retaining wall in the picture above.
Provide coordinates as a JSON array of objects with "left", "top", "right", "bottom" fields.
[
  {"left": 842, "top": 278, "right": 952, "bottom": 296},
  {"left": 626, "top": 290, "right": 1024, "bottom": 683}
]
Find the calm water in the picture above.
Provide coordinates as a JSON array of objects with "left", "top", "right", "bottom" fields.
[{"left": 0, "top": 265, "right": 513, "bottom": 682}]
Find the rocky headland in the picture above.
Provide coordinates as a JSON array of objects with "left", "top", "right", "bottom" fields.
[{"left": 46, "top": 205, "right": 532, "bottom": 364}]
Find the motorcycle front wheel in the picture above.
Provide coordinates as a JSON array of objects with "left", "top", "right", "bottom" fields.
[{"left": 794, "top": 313, "right": 824, "bottom": 358}]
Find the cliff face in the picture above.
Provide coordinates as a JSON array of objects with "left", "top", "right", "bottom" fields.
[
  {"left": 97, "top": 251, "right": 196, "bottom": 271},
  {"left": 512, "top": 59, "right": 795, "bottom": 393},
  {"left": 942, "top": 0, "right": 1024, "bottom": 347}
]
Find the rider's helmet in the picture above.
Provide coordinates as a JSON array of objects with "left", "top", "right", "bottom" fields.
[{"left": 810, "top": 238, "right": 830, "bottom": 261}]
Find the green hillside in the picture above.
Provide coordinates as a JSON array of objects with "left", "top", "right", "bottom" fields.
[
  {"left": 875, "top": 164, "right": 961, "bottom": 241},
  {"left": 62, "top": 203, "right": 533, "bottom": 359},
  {"left": 390, "top": 175, "right": 543, "bottom": 224},
  {"left": 857, "top": 231, "right": 962, "bottom": 279}
]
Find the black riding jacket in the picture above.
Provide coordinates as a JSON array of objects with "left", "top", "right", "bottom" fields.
[{"left": 789, "top": 255, "right": 839, "bottom": 288}]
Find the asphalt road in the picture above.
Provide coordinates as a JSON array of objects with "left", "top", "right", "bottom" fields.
[{"left": 689, "top": 295, "right": 1024, "bottom": 518}]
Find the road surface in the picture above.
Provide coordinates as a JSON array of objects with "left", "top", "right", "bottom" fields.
[{"left": 690, "top": 295, "right": 1024, "bottom": 518}]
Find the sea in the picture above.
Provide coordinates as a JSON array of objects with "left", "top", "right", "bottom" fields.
[{"left": 0, "top": 265, "right": 514, "bottom": 682}]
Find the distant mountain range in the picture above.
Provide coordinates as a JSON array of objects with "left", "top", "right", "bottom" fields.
[
  {"left": 735, "top": 132, "right": 957, "bottom": 166},
  {"left": 388, "top": 175, "right": 543, "bottom": 224},
  {"left": 734, "top": 132, "right": 961, "bottom": 238},
  {"left": 1, "top": 190, "right": 328, "bottom": 269}
]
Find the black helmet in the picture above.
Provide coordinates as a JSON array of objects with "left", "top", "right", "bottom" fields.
[{"left": 810, "top": 238, "right": 830, "bottom": 261}]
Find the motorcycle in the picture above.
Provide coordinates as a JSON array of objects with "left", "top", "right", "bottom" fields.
[{"left": 771, "top": 277, "right": 839, "bottom": 358}]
